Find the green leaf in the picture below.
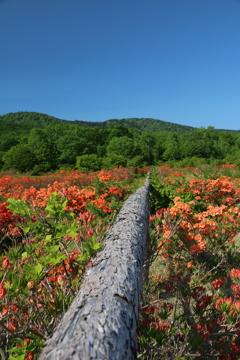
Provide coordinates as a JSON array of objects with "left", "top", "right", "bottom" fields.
[
  {"left": 67, "top": 229, "right": 78, "bottom": 237},
  {"left": 22, "top": 225, "right": 31, "bottom": 233},
  {"left": 8, "top": 354, "right": 26, "bottom": 360},
  {"left": 45, "top": 234, "right": 52, "bottom": 243},
  {"left": 8, "top": 342, "right": 27, "bottom": 360},
  {"left": 40, "top": 252, "right": 66, "bottom": 266},
  {"left": 51, "top": 245, "right": 60, "bottom": 252},
  {"left": 91, "top": 243, "right": 102, "bottom": 251},
  {"left": 4, "top": 282, "right": 12, "bottom": 290},
  {"left": 77, "top": 252, "right": 89, "bottom": 262},
  {"left": 7, "top": 198, "right": 32, "bottom": 216},
  {"left": 32, "top": 263, "right": 43, "bottom": 276},
  {"left": 21, "top": 251, "right": 28, "bottom": 260}
]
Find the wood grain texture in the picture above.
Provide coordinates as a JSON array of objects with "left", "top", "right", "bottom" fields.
[{"left": 39, "top": 180, "right": 150, "bottom": 360}]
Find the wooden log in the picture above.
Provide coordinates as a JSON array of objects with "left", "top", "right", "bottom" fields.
[{"left": 39, "top": 179, "right": 150, "bottom": 360}]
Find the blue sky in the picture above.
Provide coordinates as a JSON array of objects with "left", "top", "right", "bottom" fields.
[{"left": 1, "top": 0, "right": 240, "bottom": 129}]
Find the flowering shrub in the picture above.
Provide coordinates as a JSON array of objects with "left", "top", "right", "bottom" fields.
[
  {"left": 0, "top": 168, "right": 141, "bottom": 359},
  {"left": 139, "top": 165, "right": 240, "bottom": 359}
]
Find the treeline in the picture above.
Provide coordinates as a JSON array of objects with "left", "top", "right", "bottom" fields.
[{"left": 1, "top": 121, "right": 240, "bottom": 174}]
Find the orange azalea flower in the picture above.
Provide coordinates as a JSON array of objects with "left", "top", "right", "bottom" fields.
[
  {"left": 215, "top": 296, "right": 233, "bottom": 310},
  {"left": 24, "top": 351, "right": 34, "bottom": 360},
  {"left": 230, "top": 269, "right": 240, "bottom": 279},
  {"left": 212, "top": 278, "right": 224, "bottom": 289},
  {"left": 0, "top": 284, "right": 6, "bottom": 299},
  {"left": 163, "top": 230, "right": 172, "bottom": 238},
  {"left": 193, "top": 233, "right": 203, "bottom": 243},
  {"left": 233, "top": 301, "right": 240, "bottom": 311},
  {"left": 1, "top": 305, "right": 8, "bottom": 316},
  {"left": 190, "top": 243, "right": 205, "bottom": 254},
  {"left": 231, "top": 285, "right": 240, "bottom": 297},
  {"left": 7, "top": 321, "right": 18, "bottom": 331},
  {"left": 2, "top": 257, "right": 10, "bottom": 269}
]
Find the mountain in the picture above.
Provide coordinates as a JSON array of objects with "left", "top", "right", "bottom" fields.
[
  {"left": 76, "top": 118, "right": 196, "bottom": 133},
  {"left": 0, "top": 111, "right": 239, "bottom": 134},
  {"left": 0, "top": 111, "right": 197, "bottom": 133},
  {"left": 0, "top": 112, "right": 68, "bottom": 127}
]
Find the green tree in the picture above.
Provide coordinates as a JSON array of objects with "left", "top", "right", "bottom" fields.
[
  {"left": 127, "top": 155, "right": 146, "bottom": 168},
  {"left": 106, "top": 136, "right": 135, "bottom": 159},
  {"left": 107, "top": 125, "right": 132, "bottom": 142},
  {"left": 97, "top": 144, "right": 107, "bottom": 157},
  {"left": 102, "top": 154, "right": 127, "bottom": 169},
  {"left": 181, "top": 127, "right": 219, "bottom": 159},
  {"left": 0, "top": 151, "right": 5, "bottom": 169},
  {"left": 152, "top": 133, "right": 165, "bottom": 163},
  {"left": 0, "top": 136, "right": 19, "bottom": 152},
  {"left": 57, "top": 135, "right": 93, "bottom": 165},
  {"left": 219, "top": 132, "right": 235, "bottom": 155},
  {"left": 137, "top": 133, "right": 156, "bottom": 164},
  {"left": 28, "top": 128, "right": 59, "bottom": 171},
  {"left": 2, "top": 144, "right": 36, "bottom": 172},
  {"left": 162, "top": 133, "right": 181, "bottom": 161},
  {"left": 76, "top": 154, "right": 102, "bottom": 172}
]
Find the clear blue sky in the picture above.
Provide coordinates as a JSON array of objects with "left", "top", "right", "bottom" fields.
[{"left": 1, "top": 0, "right": 240, "bottom": 129}]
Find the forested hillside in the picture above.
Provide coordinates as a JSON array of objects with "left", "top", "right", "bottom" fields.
[
  {"left": 0, "top": 111, "right": 196, "bottom": 133},
  {"left": 1, "top": 111, "right": 240, "bottom": 174},
  {"left": 0, "top": 112, "right": 68, "bottom": 126},
  {"left": 2, "top": 111, "right": 239, "bottom": 133},
  {"left": 81, "top": 117, "right": 196, "bottom": 133}
]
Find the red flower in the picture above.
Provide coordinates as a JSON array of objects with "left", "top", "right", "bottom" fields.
[
  {"left": 0, "top": 284, "right": 6, "bottom": 299},
  {"left": 25, "top": 351, "right": 34, "bottom": 360},
  {"left": 230, "top": 269, "right": 240, "bottom": 279},
  {"left": 57, "top": 275, "right": 64, "bottom": 285},
  {"left": 212, "top": 278, "right": 224, "bottom": 289},
  {"left": 215, "top": 297, "right": 233, "bottom": 311},
  {"left": 2, "top": 257, "right": 10, "bottom": 269},
  {"left": 27, "top": 281, "right": 35, "bottom": 290},
  {"left": 231, "top": 285, "right": 240, "bottom": 297}
]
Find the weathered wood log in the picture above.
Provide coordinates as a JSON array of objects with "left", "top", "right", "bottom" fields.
[{"left": 39, "top": 179, "right": 150, "bottom": 360}]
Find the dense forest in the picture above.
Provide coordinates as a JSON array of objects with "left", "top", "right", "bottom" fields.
[{"left": 1, "top": 111, "right": 240, "bottom": 174}]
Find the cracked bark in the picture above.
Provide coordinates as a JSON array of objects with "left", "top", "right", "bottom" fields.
[{"left": 39, "top": 179, "right": 150, "bottom": 360}]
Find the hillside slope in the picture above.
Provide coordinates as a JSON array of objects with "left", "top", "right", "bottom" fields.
[
  {"left": 0, "top": 112, "right": 195, "bottom": 133},
  {"left": 1, "top": 111, "right": 239, "bottom": 134}
]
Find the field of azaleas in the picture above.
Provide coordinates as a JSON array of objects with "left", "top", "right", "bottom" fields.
[
  {"left": 139, "top": 164, "right": 240, "bottom": 360},
  {"left": 1, "top": 163, "right": 240, "bottom": 360},
  {"left": 0, "top": 167, "right": 149, "bottom": 360}
]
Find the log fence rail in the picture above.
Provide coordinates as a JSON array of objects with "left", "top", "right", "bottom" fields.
[{"left": 39, "top": 179, "right": 150, "bottom": 360}]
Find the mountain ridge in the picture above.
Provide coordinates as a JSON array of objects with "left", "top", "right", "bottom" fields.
[{"left": 1, "top": 111, "right": 239, "bottom": 134}]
